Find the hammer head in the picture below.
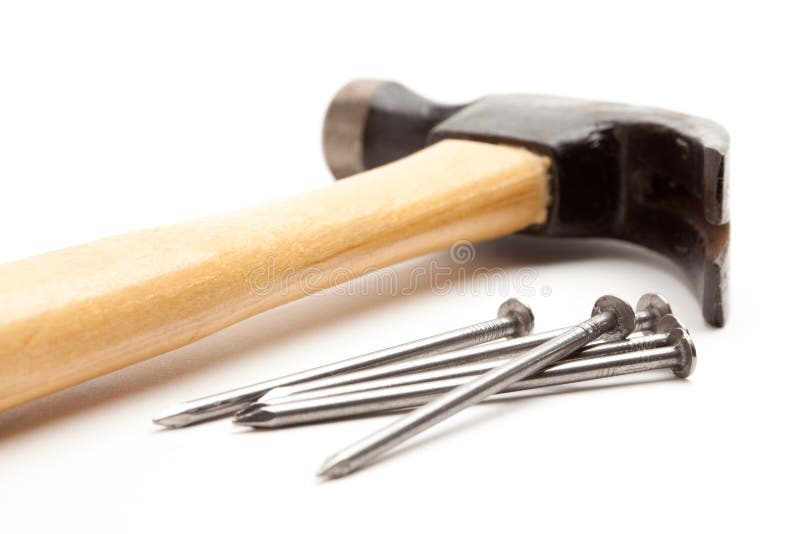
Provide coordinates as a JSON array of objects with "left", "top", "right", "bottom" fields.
[{"left": 323, "top": 80, "right": 729, "bottom": 326}]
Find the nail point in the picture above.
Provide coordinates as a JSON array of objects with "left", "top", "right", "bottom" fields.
[{"left": 232, "top": 404, "right": 276, "bottom": 427}]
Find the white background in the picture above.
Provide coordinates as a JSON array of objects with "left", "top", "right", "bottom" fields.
[{"left": 1, "top": 1, "right": 797, "bottom": 532}]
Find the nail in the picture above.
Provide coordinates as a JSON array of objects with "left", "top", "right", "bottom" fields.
[
  {"left": 313, "top": 295, "right": 635, "bottom": 478},
  {"left": 247, "top": 316, "right": 681, "bottom": 409},
  {"left": 255, "top": 294, "right": 669, "bottom": 404},
  {"left": 633, "top": 293, "right": 672, "bottom": 332},
  {"left": 152, "top": 298, "right": 532, "bottom": 427},
  {"left": 235, "top": 317, "right": 687, "bottom": 427}
]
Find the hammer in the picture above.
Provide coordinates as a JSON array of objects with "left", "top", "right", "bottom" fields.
[{"left": 0, "top": 80, "right": 729, "bottom": 412}]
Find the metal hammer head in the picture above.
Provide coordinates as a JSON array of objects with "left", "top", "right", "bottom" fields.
[{"left": 323, "top": 80, "right": 730, "bottom": 326}]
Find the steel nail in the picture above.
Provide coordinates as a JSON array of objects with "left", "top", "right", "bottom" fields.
[
  {"left": 152, "top": 298, "right": 533, "bottom": 427},
  {"left": 255, "top": 294, "right": 669, "bottom": 404},
  {"left": 234, "top": 326, "right": 694, "bottom": 428},
  {"left": 312, "top": 295, "right": 635, "bottom": 478},
  {"left": 252, "top": 316, "right": 681, "bottom": 408}
]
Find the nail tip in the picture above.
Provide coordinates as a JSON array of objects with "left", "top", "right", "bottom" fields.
[
  {"left": 316, "top": 455, "right": 354, "bottom": 479},
  {"left": 232, "top": 404, "right": 275, "bottom": 427},
  {"left": 152, "top": 411, "right": 190, "bottom": 428}
]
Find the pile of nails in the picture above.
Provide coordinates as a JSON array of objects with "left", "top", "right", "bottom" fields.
[{"left": 154, "top": 294, "right": 696, "bottom": 479}]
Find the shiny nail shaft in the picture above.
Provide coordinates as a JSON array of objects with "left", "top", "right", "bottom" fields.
[
  {"left": 316, "top": 304, "right": 627, "bottom": 478},
  {"left": 153, "top": 300, "right": 530, "bottom": 427},
  {"left": 257, "top": 332, "right": 670, "bottom": 407},
  {"left": 260, "top": 310, "right": 656, "bottom": 403},
  {"left": 238, "top": 345, "right": 684, "bottom": 427}
]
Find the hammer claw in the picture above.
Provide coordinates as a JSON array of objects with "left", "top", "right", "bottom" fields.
[{"left": 324, "top": 80, "right": 730, "bottom": 325}]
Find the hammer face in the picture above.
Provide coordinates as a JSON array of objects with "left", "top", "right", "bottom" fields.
[{"left": 323, "top": 81, "right": 730, "bottom": 326}]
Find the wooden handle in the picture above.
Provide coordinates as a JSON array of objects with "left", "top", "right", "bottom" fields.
[{"left": 0, "top": 139, "right": 550, "bottom": 411}]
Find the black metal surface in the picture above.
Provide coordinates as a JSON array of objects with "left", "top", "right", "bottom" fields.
[
  {"left": 324, "top": 81, "right": 729, "bottom": 326},
  {"left": 362, "top": 82, "right": 466, "bottom": 171}
]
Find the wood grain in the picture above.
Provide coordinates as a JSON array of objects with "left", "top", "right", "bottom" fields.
[{"left": 0, "top": 139, "right": 551, "bottom": 411}]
